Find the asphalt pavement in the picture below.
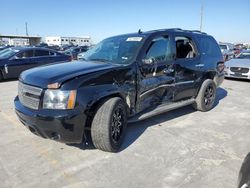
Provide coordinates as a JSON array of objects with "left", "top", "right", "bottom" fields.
[{"left": 0, "top": 78, "right": 249, "bottom": 188}]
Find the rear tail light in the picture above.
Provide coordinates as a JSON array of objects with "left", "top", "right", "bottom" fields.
[{"left": 217, "top": 61, "right": 225, "bottom": 72}]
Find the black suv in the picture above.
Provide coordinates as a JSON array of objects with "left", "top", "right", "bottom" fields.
[{"left": 14, "top": 29, "right": 224, "bottom": 152}]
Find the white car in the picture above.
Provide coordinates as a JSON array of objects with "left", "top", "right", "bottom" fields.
[
  {"left": 224, "top": 50, "right": 250, "bottom": 80},
  {"left": 77, "top": 52, "right": 86, "bottom": 60}
]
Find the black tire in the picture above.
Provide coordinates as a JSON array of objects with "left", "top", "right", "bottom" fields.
[
  {"left": 91, "top": 97, "right": 127, "bottom": 152},
  {"left": 193, "top": 79, "right": 216, "bottom": 112},
  {"left": 238, "top": 153, "right": 250, "bottom": 188}
]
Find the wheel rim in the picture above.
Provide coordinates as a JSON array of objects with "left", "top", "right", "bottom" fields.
[
  {"left": 111, "top": 107, "right": 124, "bottom": 143},
  {"left": 204, "top": 84, "right": 215, "bottom": 107}
]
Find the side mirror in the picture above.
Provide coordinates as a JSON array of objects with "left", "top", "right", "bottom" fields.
[{"left": 142, "top": 58, "right": 154, "bottom": 65}]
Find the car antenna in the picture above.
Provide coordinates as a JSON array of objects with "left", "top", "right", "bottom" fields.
[{"left": 138, "top": 29, "right": 142, "bottom": 34}]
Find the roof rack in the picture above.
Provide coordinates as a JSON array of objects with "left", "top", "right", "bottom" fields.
[{"left": 146, "top": 28, "right": 207, "bottom": 35}]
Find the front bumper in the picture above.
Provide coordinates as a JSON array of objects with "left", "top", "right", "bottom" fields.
[
  {"left": 14, "top": 96, "right": 86, "bottom": 144},
  {"left": 224, "top": 69, "right": 250, "bottom": 80}
]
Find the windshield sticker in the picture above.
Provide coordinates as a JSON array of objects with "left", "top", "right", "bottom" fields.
[{"left": 126, "top": 37, "right": 143, "bottom": 42}]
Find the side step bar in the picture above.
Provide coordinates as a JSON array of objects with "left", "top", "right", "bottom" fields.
[{"left": 128, "top": 98, "right": 195, "bottom": 123}]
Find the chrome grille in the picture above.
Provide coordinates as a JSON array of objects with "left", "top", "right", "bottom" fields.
[
  {"left": 18, "top": 82, "right": 43, "bottom": 110},
  {"left": 230, "top": 67, "right": 249, "bottom": 73}
]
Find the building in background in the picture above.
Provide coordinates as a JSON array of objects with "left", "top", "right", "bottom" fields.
[
  {"left": 45, "top": 36, "right": 92, "bottom": 46},
  {"left": 0, "top": 35, "right": 41, "bottom": 46}
]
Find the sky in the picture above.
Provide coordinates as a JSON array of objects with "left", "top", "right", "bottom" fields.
[{"left": 0, "top": 0, "right": 249, "bottom": 44}]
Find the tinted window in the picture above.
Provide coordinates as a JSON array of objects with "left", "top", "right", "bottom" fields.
[
  {"left": 34, "top": 50, "right": 49, "bottom": 57},
  {"left": 146, "top": 37, "right": 170, "bottom": 62},
  {"left": 200, "top": 37, "right": 221, "bottom": 57},
  {"left": 237, "top": 52, "right": 250, "bottom": 59},
  {"left": 16, "top": 50, "right": 34, "bottom": 58}
]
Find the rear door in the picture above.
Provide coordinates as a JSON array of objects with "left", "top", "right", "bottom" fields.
[
  {"left": 32, "top": 49, "right": 50, "bottom": 66},
  {"left": 137, "top": 33, "right": 175, "bottom": 112},
  {"left": 6, "top": 49, "right": 34, "bottom": 78},
  {"left": 172, "top": 35, "right": 203, "bottom": 101}
]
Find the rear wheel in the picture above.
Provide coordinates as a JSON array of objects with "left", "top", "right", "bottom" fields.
[
  {"left": 193, "top": 79, "right": 216, "bottom": 112},
  {"left": 91, "top": 97, "right": 127, "bottom": 152}
]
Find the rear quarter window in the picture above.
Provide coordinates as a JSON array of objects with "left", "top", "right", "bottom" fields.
[{"left": 199, "top": 36, "right": 222, "bottom": 57}]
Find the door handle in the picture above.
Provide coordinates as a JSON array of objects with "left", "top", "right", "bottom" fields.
[{"left": 195, "top": 64, "right": 204, "bottom": 68}]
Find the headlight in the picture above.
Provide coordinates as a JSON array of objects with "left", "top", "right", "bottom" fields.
[{"left": 43, "top": 90, "right": 77, "bottom": 109}]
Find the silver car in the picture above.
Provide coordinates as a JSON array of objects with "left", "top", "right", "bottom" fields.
[{"left": 224, "top": 50, "right": 250, "bottom": 80}]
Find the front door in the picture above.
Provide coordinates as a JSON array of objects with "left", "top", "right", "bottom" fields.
[{"left": 137, "top": 34, "right": 175, "bottom": 112}]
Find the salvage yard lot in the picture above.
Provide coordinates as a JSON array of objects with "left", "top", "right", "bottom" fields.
[{"left": 0, "top": 79, "right": 249, "bottom": 188}]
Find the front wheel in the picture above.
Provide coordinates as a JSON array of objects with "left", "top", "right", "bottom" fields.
[
  {"left": 193, "top": 79, "right": 216, "bottom": 112},
  {"left": 91, "top": 97, "right": 127, "bottom": 152}
]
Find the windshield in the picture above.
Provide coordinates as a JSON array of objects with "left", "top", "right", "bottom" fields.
[
  {"left": 237, "top": 52, "right": 250, "bottom": 59},
  {"left": 83, "top": 35, "right": 144, "bottom": 64},
  {"left": 0, "top": 48, "right": 19, "bottom": 59}
]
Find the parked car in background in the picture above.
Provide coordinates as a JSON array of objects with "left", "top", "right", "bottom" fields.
[
  {"left": 77, "top": 51, "right": 86, "bottom": 60},
  {"left": 59, "top": 44, "right": 75, "bottom": 52},
  {"left": 64, "top": 46, "right": 89, "bottom": 60},
  {"left": 36, "top": 43, "right": 49, "bottom": 48},
  {"left": 47, "top": 45, "right": 60, "bottom": 51},
  {"left": 15, "top": 28, "right": 224, "bottom": 152},
  {"left": 0, "top": 47, "right": 71, "bottom": 81},
  {"left": 219, "top": 42, "right": 235, "bottom": 61},
  {"left": 224, "top": 50, "right": 250, "bottom": 80}
]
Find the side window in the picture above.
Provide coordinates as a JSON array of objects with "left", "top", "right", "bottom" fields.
[
  {"left": 146, "top": 36, "right": 170, "bottom": 62},
  {"left": 34, "top": 50, "right": 49, "bottom": 57},
  {"left": 175, "top": 36, "right": 197, "bottom": 59},
  {"left": 200, "top": 37, "right": 221, "bottom": 57},
  {"left": 16, "top": 50, "right": 34, "bottom": 58}
]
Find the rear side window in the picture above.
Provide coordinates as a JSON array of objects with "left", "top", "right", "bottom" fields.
[
  {"left": 175, "top": 36, "right": 197, "bottom": 59},
  {"left": 199, "top": 37, "right": 221, "bottom": 57},
  {"left": 16, "top": 50, "right": 34, "bottom": 58},
  {"left": 34, "top": 50, "right": 49, "bottom": 57}
]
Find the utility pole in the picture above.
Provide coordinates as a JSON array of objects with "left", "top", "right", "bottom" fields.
[
  {"left": 25, "top": 22, "right": 28, "bottom": 36},
  {"left": 200, "top": 2, "right": 204, "bottom": 32}
]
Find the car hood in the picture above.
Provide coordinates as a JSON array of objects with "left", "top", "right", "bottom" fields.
[
  {"left": 20, "top": 61, "right": 118, "bottom": 88},
  {"left": 226, "top": 59, "right": 250, "bottom": 67}
]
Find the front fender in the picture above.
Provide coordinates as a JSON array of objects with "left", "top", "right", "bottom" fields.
[{"left": 76, "top": 83, "right": 136, "bottom": 115}]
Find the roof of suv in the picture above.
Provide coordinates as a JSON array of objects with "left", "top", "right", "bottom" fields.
[{"left": 111, "top": 28, "right": 210, "bottom": 40}]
